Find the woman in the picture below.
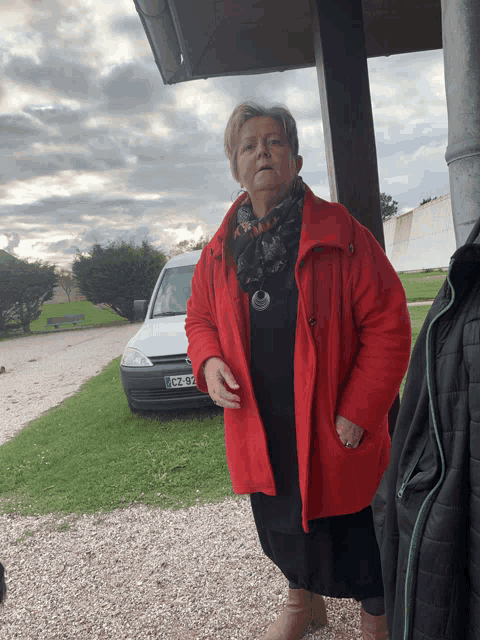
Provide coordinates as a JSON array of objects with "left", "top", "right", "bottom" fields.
[{"left": 185, "top": 101, "right": 411, "bottom": 640}]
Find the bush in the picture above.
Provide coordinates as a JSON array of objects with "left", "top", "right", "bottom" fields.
[
  {"left": 72, "top": 240, "right": 168, "bottom": 322},
  {"left": 0, "top": 261, "right": 57, "bottom": 333}
]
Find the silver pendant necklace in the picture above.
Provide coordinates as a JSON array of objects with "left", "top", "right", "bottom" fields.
[
  {"left": 251, "top": 277, "right": 270, "bottom": 311},
  {"left": 251, "top": 287, "right": 271, "bottom": 311},
  {"left": 250, "top": 262, "right": 294, "bottom": 312}
]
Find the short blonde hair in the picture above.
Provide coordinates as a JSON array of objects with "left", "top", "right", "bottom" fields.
[{"left": 224, "top": 100, "right": 299, "bottom": 182}]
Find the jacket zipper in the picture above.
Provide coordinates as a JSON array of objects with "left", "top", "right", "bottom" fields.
[
  {"left": 396, "top": 433, "right": 428, "bottom": 499},
  {"left": 402, "top": 259, "right": 455, "bottom": 640}
]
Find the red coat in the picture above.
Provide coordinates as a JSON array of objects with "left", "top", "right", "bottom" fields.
[{"left": 185, "top": 186, "right": 411, "bottom": 532}]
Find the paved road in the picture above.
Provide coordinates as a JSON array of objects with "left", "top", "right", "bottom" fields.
[
  {"left": 0, "top": 324, "right": 140, "bottom": 446},
  {"left": 407, "top": 299, "right": 435, "bottom": 307}
]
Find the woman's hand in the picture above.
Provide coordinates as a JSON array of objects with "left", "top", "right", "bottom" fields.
[
  {"left": 335, "top": 415, "right": 365, "bottom": 449},
  {"left": 204, "top": 357, "right": 241, "bottom": 409}
]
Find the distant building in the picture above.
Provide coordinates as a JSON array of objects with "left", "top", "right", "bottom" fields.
[{"left": 383, "top": 195, "right": 456, "bottom": 272}]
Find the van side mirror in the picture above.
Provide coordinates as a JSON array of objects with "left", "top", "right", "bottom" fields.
[{"left": 134, "top": 300, "right": 148, "bottom": 321}]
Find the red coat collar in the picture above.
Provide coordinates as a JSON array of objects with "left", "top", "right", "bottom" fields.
[
  {"left": 298, "top": 186, "right": 355, "bottom": 261},
  {"left": 211, "top": 184, "right": 355, "bottom": 264}
]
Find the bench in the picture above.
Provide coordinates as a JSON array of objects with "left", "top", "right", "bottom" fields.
[{"left": 46, "top": 314, "right": 85, "bottom": 329}]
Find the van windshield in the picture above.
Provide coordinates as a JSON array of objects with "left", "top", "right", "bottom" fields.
[{"left": 152, "top": 264, "right": 196, "bottom": 317}]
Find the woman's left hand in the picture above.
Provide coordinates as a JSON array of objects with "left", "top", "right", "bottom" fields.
[{"left": 335, "top": 415, "right": 365, "bottom": 449}]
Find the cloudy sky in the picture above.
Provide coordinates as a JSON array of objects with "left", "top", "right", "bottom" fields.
[{"left": 0, "top": 0, "right": 449, "bottom": 268}]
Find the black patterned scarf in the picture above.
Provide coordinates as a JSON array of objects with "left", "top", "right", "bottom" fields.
[{"left": 232, "top": 176, "right": 306, "bottom": 294}]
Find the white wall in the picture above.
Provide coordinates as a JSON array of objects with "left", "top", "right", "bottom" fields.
[{"left": 383, "top": 195, "right": 456, "bottom": 272}]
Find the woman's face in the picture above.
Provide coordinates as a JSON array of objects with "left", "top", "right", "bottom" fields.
[{"left": 236, "top": 117, "right": 302, "bottom": 200}]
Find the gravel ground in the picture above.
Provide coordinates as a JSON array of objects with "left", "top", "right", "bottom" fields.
[
  {"left": 0, "top": 323, "right": 397, "bottom": 638},
  {"left": 0, "top": 324, "right": 139, "bottom": 446},
  {"left": 1, "top": 500, "right": 362, "bottom": 639}
]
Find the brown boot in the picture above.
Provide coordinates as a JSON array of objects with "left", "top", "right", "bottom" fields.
[
  {"left": 260, "top": 588, "right": 328, "bottom": 640},
  {"left": 360, "top": 607, "right": 389, "bottom": 640}
]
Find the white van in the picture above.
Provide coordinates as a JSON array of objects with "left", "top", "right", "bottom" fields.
[{"left": 120, "top": 250, "right": 214, "bottom": 413}]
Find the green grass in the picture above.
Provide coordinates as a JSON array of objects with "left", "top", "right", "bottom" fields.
[
  {"left": 0, "top": 358, "right": 232, "bottom": 517},
  {"left": 0, "top": 303, "right": 434, "bottom": 518},
  {"left": 397, "top": 269, "right": 446, "bottom": 302},
  {"left": 399, "top": 303, "right": 431, "bottom": 400},
  {"left": 29, "top": 300, "right": 127, "bottom": 332},
  {"left": 408, "top": 304, "right": 432, "bottom": 347}
]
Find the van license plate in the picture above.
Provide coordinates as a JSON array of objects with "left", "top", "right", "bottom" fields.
[{"left": 165, "top": 374, "right": 196, "bottom": 389}]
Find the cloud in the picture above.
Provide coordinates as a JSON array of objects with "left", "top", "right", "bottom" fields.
[
  {"left": 100, "top": 62, "right": 168, "bottom": 113},
  {"left": 0, "top": 112, "right": 51, "bottom": 152},
  {"left": 24, "top": 104, "right": 89, "bottom": 126},
  {"left": 38, "top": 222, "right": 158, "bottom": 257},
  {"left": 5, "top": 232, "right": 20, "bottom": 255},
  {"left": 25, "top": 0, "right": 98, "bottom": 53},
  {"left": 376, "top": 127, "right": 447, "bottom": 159},
  {"left": 110, "top": 14, "right": 145, "bottom": 36},
  {"left": 0, "top": 113, "right": 46, "bottom": 142},
  {"left": 0, "top": 1, "right": 451, "bottom": 268},
  {"left": 0, "top": 184, "right": 226, "bottom": 267},
  {"left": 43, "top": 238, "right": 81, "bottom": 255},
  {"left": 6, "top": 53, "right": 100, "bottom": 100}
]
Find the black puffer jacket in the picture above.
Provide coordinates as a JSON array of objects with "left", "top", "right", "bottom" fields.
[{"left": 373, "top": 217, "right": 480, "bottom": 640}]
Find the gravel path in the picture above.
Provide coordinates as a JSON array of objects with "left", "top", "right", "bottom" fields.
[
  {"left": 1, "top": 500, "right": 362, "bottom": 639},
  {"left": 0, "top": 321, "right": 406, "bottom": 638},
  {"left": 0, "top": 324, "right": 139, "bottom": 446},
  {"left": 407, "top": 299, "right": 434, "bottom": 306}
]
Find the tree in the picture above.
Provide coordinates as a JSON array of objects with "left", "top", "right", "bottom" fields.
[
  {"left": 380, "top": 192, "right": 398, "bottom": 222},
  {"left": 0, "top": 264, "right": 19, "bottom": 333},
  {"left": 72, "top": 239, "right": 168, "bottom": 322},
  {"left": 169, "top": 235, "right": 211, "bottom": 258},
  {"left": 0, "top": 261, "right": 57, "bottom": 333},
  {"left": 57, "top": 268, "right": 76, "bottom": 303},
  {"left": 420, "top": 196, "right": 437, "bottom": 206}
]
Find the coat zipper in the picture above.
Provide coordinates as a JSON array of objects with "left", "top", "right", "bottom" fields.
[
  {"left": 402, "top": 259, "right": 455, "bottom": 640},
  {"left": 396, "top": 433, "right": 428, "bottom": 499}
]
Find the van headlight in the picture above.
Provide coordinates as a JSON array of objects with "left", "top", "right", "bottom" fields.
[{"left": 121, "top": 347, "right": 154, "bottom": 367}]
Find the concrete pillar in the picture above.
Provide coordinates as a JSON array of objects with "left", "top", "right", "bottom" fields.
[
  {"left": 442, "top": 0, "right": 480, "bottom": 247},
  {"left": 311, "top": 0, "right": 385, "bottom": 250}
]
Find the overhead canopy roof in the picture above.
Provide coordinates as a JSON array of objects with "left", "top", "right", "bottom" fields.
[{"left": 134, "top": 0, "right": 442, "bottom": 85}]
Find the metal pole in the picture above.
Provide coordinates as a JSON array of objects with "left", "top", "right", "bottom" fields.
[
  {"left": 310, "top": 0, "right": 385, "bottom": 250},
  {"left": 310, "top": 0, "right": 400, "bottom": 437},
  {"left": 442, "top": 0, "right": 480, "bottom": 247}
]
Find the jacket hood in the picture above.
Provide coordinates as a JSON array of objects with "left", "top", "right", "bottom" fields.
[{"left": 437, "top": 242, "right": 480, "bottom": 312}]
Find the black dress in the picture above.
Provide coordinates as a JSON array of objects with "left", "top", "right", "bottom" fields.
[{"left": 248, "top": 257, "right": 384, "bottom": 600}]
